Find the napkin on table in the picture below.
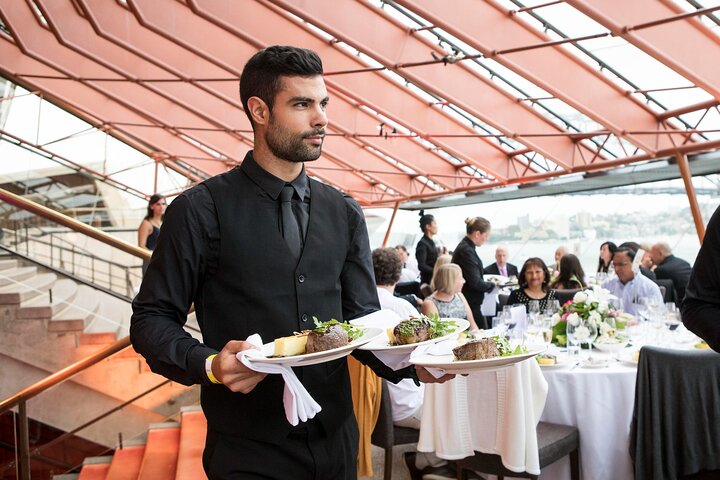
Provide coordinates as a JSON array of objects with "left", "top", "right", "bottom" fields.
[{"left": 236, "top": 333, "right": 322, "bottom": 426}]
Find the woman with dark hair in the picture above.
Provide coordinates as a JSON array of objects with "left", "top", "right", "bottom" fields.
[
  {"left": 451, "top": 216, "right": 495, "bottom": 328},
  {"left": 415, "top": 212, "right": 439, "bottom": 286},
  {"left": 138, "top": 193, "right": 166, "bottom": 274},
  {"left": 551, "top": 253, "right": 586, "bottom": 290},
  {"left": 507, "top": 257, "right": 556, "bottom": 312},
  {"left": 597, "top": 241, "right": 617, "bottom": 273}
]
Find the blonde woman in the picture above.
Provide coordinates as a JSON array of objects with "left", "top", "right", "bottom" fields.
[
  {"left": 422, "top": 263, "right": 478, "bottom": 330},
  {"left": 429, "top": 254, "right": 452, "bottom": 291}
]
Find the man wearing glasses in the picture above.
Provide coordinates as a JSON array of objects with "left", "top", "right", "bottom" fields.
[{"left": 602, "top": 247, "right": 664, "bottom": 316}]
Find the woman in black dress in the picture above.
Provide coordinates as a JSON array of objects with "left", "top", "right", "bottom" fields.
[
  {"left": 508, "top": 257, "right": 556, "bottom": 312},
  {"left": 415, "top": 213, "right": 439, "bottom": 287}
]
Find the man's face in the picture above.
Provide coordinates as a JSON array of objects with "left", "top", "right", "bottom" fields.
[
  {"left": 555, "top": 247, "right": 566, "bottom": 264},
  {"left": 495, "top": 248, "right": 508, "bottom": 266},
  {"left": 613, "top": 252, "right": 635, "bottom": 284},
  {"left": 649, "top": 246, "right": 663, "bottom": 265},
  {"left": 396, "top": 248, "right": 408, "bottom": 262},
  {"left": 264, "top": 75, "right": 328, "bottom": 163}
]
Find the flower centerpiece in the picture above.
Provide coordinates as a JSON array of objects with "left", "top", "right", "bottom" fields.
[{"left": 551, "top": 286, "right": 627, "bottom": 347}]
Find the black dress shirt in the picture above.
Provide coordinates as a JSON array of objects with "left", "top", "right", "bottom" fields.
[
  {"left": 131, "top": 151, "right": 412, "bottom": 390},
  {"left": 415, "top": 235, "right": 438, "bottom": 285},
  {"left": 682, "top": 205, "right": 720, "bottom": 352}
]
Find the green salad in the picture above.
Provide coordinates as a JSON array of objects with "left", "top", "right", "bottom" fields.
[{"left": 312, "top": 317, "right": 363, "bottom": 341}]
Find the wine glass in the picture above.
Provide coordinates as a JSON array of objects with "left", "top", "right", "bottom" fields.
[
  {"left": 566, "top": 318, "right": 581, "bottom": 361},
  {"left": 575, "top": 317, "right": 598, "bottom": 362}
]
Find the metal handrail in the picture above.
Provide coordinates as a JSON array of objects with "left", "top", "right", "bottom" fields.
[{"left": 0, "top": 337, "right": 131, "bottom": 415}]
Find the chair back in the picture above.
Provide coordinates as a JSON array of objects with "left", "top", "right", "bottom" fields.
[
  {"left": 630, "top": 346, "right": 720, "bottom": 480},
  {"left": 655, "top": 278, "right": 675, "bottom": 303},
  {"left": 554, "top": 289, "right": 581, "bottom": 306},
  {"left": 371, "top": 380, "right": 419, "bottom": 449}
]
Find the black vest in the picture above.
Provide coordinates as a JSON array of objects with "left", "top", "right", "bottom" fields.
[{"left": 200, "top": 166, "right": 353, "bottom": 442}]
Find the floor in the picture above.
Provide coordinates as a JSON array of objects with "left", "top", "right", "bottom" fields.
[{"left": 364, "top": 444, "right": 417, "bottom": 480}]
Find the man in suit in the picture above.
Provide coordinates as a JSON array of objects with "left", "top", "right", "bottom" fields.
[
  {"left": 651, "top": 242, "right": 692, "bottom": 305},
  {"left": 483, "top": 246, "right": 518, "bottom": 277},
  {"left": 130, "top": 46, "right": 449, "bottom": 480}
]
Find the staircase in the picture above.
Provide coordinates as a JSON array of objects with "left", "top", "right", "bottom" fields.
[
  {"left": 0, "top": 253, "right": 200, "bottom": 448},
  {"left": 58, "top": 408, "right": 207, "bottom": 480}
]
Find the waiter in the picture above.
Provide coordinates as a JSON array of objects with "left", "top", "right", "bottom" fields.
[{"left": 130, "top": 46, "right": 449, "bottom": 479}]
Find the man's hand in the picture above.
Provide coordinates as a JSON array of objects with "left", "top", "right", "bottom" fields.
[
  {"left": 414, "top": 366, "right": 454, "bottom": 384},
  {"left": 212, "top": 340, "right": 267, "bottom": 393}
]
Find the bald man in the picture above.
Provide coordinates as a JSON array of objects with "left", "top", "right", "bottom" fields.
[
  {"left": 651, "top": 242, "right": 692, "bottom": 305},
  {"left": 483, "top": 246, "right": 518, "bottom": 277}
]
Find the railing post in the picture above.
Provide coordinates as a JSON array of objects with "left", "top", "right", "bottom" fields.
[{"left": 18, "top": 401, "right": 31, "bottom": 480}]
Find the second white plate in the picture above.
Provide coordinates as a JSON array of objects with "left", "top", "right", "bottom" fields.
[
  {"left": 358, "top": 318, "right": 470, "bottom": 353},
  {"left": 410, "top": 345, "right": 546, "bottom": 374}
]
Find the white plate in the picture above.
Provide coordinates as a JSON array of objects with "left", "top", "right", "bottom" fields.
[
  {"left": 253, "top": 327, "right": 385, "bottom": 367},
  {"left": 410, "top": 345, "right": 546, "bottom": 374},
  {"left": 537, "top": 354, "right": 571, "bottom": 369},
  {"left": 358, "top": 318, "right": 470, "bottom": 353},
  {"left": 618, "top": 351, "right": 640, "bottom": 367},
  {"left": 593, "top": 341, "right": 629, "bottom": 353},
  {"left": 580, "top": 358, "right": 609, "bottom": 368}
]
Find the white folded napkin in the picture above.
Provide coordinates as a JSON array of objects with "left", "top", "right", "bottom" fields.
[
  {"left": 410, "top": 340, "right": 457, "bottom": 379},
  {"left": 236, "top": 334, "right": 322, "bottom": 426},
  {"left": 351, "top": 309, "right": 412, "bottom": 370}
]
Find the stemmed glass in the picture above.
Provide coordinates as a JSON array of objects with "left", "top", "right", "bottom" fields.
[{"left": 575, "top": 317, "right": 598, "bottom": 362}]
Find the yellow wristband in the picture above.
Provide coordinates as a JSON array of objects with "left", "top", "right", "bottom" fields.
[{"left": 205, "top": 354, "right": 221, "bottom": 384}]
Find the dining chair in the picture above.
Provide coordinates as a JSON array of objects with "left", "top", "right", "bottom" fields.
[
  {"left": 455, "top": 421, "right": 580, "bottom": 480},
  {"left": 630, "top": 346, "right": 720, "bottom": 480},
  {"left": 370, "top": 380, "right": 420, "bottom": 480},
  {"left": 554, "top": 289, "right": 581, "bottom": 306}
]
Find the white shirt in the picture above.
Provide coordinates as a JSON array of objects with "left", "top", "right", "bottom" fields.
[
  {"left": 376, "top": 287, "right": 424, "bottom": 423},
  {"left": 399, "top": 267, "right": 419, "bottom": 283},
  {"left": 602, "top": 273, "right": 664, "bottom": 316}
]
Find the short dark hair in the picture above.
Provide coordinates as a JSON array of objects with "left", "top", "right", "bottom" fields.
[
  {"left": 465, "top": 216, "right": 491, "bottom": 235},
  {"left": 372, "top": 248, "right": 402, "bottom": 286},
  {"left": 239, "top": 46, "right": 323, "bottom": 129},
  {"left": 519, "top": 257, "right": 551, "bottom": 291},
  {"left": 614, "top": 247, "right": 636, "bottom": 262}
]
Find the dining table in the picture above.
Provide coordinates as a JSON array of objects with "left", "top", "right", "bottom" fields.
[{"left": 415, "top": 325, "right": 702, "bottom": 480}]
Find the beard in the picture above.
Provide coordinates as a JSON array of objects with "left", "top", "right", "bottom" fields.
[{"left": 265, "top": 115, "right": 325, "bottom": 163}]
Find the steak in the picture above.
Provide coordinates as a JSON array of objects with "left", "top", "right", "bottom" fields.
[
  {"left": 453, "top": 338, "right": 500, "bottom": 361},
  {"left": 393, "top": 318, "right": 431, "bottom": 345},
  {"left": 306, "top": 323, "right": 349, "bottom": 353}
]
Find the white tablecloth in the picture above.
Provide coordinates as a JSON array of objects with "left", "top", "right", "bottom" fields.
[
  {"left": 539, "top": 360, "right": 637, "bottom": 480},
  {"left": 418, "top": 359, "right": 548, "bottom": 475}
]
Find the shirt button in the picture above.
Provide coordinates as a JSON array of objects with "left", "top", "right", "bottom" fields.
[
  {"left": 298, "top": 274, "right": 306, "bottom": 283},
  {"left": 301, "top": 314, "right": 308, "bottom": 322}
]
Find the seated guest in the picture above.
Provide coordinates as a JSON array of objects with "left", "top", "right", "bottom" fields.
[
  {"left": 422, "top": 264, "right": 479, "bottom": 331},
  {"left": 430, "top": 253, "right": 452, "bottom": 291},
  {"left": 550, "top": 245, "right": 568, "bottom": 278},
  {"left": 550, "top": 253, "right": 586, "bottom": 290},
  {"left": 619, "top": 241, "right": 656, "bottom": 281},
  {"left": 370, "top": 248, "right": 452, "bottom": 478},
  {"left": 597, "top": 241, "right": 617, "bottom": 274},
  {"left": 682, "top": 205, "right": 720, "bottom": 352},
  {"left": 396, "top": 244, "right": 420, "bottom": 283},
  {"left": 484, "top": 245, "right": 518, "bottom": 277},
  {"left": 507, "top": 258, "right": 557, "bottom": 312},
  {"left": 651, "top": 242, "right": 692, "bottom": 304},
  {"left": 602, "top": 247, "right": 663, "bottom": 316}
]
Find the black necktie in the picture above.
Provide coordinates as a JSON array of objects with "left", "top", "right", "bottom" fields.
[{"left": 280, "top": 185, "right": 301, "bottom": 260}]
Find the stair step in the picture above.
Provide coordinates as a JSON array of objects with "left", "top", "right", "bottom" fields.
[
  {"left": 136, "top": 425, "right": 181, "bottom": 480},
  {"left": 0, "top": 272, "right": 57, "bottom": 302},
  {"left": 78, "top": 456, "right": 112, "bottom": 480},
  {"left": 24, "top": 278, "right": 79, "bottom": 315},
  {"left": 48, "top": 318, "right": 85, "bottom": 333},
  {"left": 55, "top": 285, "right": 99, "bottom": 326},
  {"left": 106, "top": 445, "right": 145, "bottom": 480},
  {"left": 0, "top": 259, "right": 18, "bottom": 270},
  {"left": 79, "top": 332, "right": 117, "bottom": 345},
  {"left": 176, "top": 410, "right": 207, "bottom": 480},
  {"left": 16, "top": 305, "right": 52, "bottom": 319},
  {"left": 0, "top": 266, "right": 37, "bottom": 286}
]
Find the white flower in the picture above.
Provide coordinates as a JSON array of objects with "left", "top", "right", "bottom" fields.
[
  {"left": 567, "top": 312, "right": 580, "bottom": 326},
  {"left": 575, "top": 325, "right": 590, "bottom": 342},
  {"left": 583, "top": 289, "right": 596, "bottom": 305},
  {"left": 573, "top": 291, "right": 587, "bottom": 304},
  {"left": 589, "top": 311, "right": 602, "bottom": 325},
  {"left": 597, "top": 300, "right": 609, "bottom": 314},
  {"left": 599, "top": 322, "right": 615, "bottom": 336},
  {"left": 551, "top": 313, "right": 561, "bottom": 326}
]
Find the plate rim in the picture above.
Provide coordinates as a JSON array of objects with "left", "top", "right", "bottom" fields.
[
  {"left": 410, "top": 344, "right": 547, "bottom": 372},
  {"left": 251, "top": 327, "right": 385, "bottom": 365},
  {"left": 358, "top": 318, "right": 470, "bottom": 352}
]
